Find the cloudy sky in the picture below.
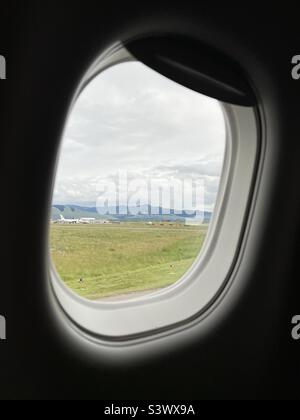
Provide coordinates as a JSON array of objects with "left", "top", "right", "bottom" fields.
[{"left": 53, "top": 61, "right": 226, "bottom": 212}]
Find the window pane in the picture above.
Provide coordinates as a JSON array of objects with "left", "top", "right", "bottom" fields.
[{"left": 50, "top": 62, "right": 226, "bottom": 301}]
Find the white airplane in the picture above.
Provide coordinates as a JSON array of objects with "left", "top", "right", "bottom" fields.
[
  {"left": 58, "top": 214, "right": 79, "bottom": 224},
  {"left": 79, "top": 218, "right": 96, "bottom": 224}
]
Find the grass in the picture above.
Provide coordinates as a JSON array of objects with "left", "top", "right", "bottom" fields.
[{"left": 50, "top": 222, "right": 208, "bottom": 300}]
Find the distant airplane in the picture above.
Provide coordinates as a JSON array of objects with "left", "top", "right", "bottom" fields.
[
  {"left": 58, "top": 214, "right": 79, "bottom": 224},
  {"left": 80, "top": 218, "right": 96, "bottom": 224},
  {"left": 54, "top": 215, "right": 97, "bottom": 224}
]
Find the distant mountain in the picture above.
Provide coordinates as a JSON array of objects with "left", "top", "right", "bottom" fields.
[
  {"left": 52, "top": 205, "right": 98, "bottom": 220},
  {"left": 52, "top": 204, "right": 212, "bottom": 223}
]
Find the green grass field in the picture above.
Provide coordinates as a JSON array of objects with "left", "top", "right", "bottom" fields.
[{"left": 50, "top": 223, "right": 208, "bottom": 300}]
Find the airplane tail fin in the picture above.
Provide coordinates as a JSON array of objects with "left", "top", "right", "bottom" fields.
[{"left": 60, "top": 214, "right": 64, "bottom": 220}]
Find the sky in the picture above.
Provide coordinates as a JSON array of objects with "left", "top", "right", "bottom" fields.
[{"left": 53, "top": 61, "right": 226, "bottom": 212}]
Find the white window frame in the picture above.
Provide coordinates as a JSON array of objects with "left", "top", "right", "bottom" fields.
[{"left": 48, "top": 44, "right": 259, "bottom": 343}]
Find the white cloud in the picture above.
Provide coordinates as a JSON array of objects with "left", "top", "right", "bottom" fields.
[{"left": 54, "top": 62, "right": 226, "bottom": 211}]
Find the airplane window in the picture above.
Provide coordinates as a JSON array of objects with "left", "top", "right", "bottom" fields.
[{"left": 50, "top": 61, "right": 226, "bottom": 302}]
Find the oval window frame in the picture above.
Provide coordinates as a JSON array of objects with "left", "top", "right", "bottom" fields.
[{"left": 48, "top": 43, "right": 259, "bottom": 343}]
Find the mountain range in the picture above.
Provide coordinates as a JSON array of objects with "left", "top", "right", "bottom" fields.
[{"left": 52, "top": 204, "right": 212, "bottom": 223}]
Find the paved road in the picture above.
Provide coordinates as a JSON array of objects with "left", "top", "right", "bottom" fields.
[{"left": 93, "top": 226, "right": 208, "bottom": 233}]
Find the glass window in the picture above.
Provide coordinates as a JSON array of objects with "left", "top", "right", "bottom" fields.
[{"left": 50, "top": 61, "right": 226, "bottom": 302}]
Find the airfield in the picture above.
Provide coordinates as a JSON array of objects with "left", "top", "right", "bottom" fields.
[{"left": 50, "top": 222, "right": 208, "bottom": 300}]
